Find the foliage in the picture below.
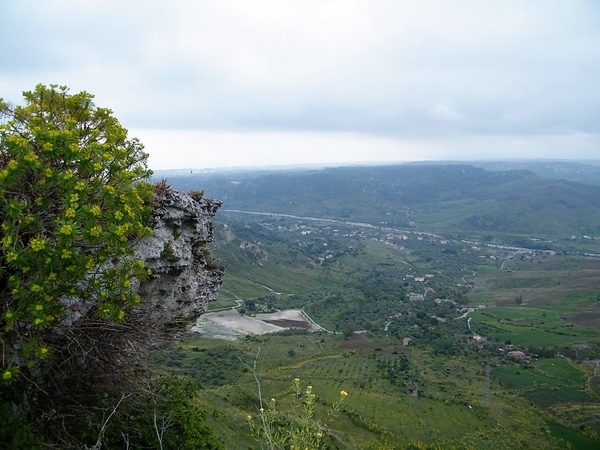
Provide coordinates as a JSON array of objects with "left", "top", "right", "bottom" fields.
[
  {"left": 246, "top": 378, "right": 347, "bottom": 450},
  {"left": 0, "top": 84, "right": 154, "bottom": 376},
  {"left": 0, "top": 400, "right": 44, "bottom": 450},
  {"left": 102, "top": 375, "right": 222, "bottom": 450},
  {"left": 159, "top": 163, "right": 600, "bottom": 447},
  {"left": 164, "top": 164, "right": 600, "bottom": 239}
]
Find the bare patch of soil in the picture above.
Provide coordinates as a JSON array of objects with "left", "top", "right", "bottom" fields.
[
  {"left": 569, "top": 308, "right": 600, "bottom": 331},
  {"left": 263, "top": 319, "right": 310, "bottom": 329},
  {"left": 192, "top": 309, "right": 321, "bottom": 339},
  {"left": 340, "top": 335, "right": 391, "bottom": 355}
]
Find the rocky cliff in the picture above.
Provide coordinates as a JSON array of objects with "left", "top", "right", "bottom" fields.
[
  {"left": 46, "top": 185, "right": 219, "bottom": 377},
  {"left": 134, "top": 187, "right": 223, "bottom": 327}
]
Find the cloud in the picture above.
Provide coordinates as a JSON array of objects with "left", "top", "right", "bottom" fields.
[
  {"left": 2, "top": 0, "right": 600, "bottom": 167},
  {"left": 135, "top": 129, "right": 434, "bottom": 169}
]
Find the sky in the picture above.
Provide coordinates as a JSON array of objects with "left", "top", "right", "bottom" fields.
[{"left": 1, "top": 1, "right": 599, "bottom": 170}]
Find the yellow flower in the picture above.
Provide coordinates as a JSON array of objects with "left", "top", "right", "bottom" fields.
[
  {"left": 6, "top": 251, "right": 18, "bottom": 262},
  {"left": 89, "top": 226, "right": 102, "bottom": 237},
  {"left": 246, "top": 414, "right": 252, "bottom": 420},
  {"left": 340, "top": 390, "right": 348, "bottom": 397},
  {"left": 59, "top": 224, "right": 73, "bottom": 235},
  {"left": 70, "top": 193, "right": 79, "bottom": 203},
  {"left": 3, "top": 370, "right": 12, "bottom": 380},
  {"left": 24, "top": 152, "right": 38, "bottom": 162},
  {"left": 32, "top": 286, "right": 44, "bottom": 295},
  {"left": 39, "top": 347, "right": 49, "bottom": 355},
  {"left": 115, "top": 211, "right": 123, "bottom": 220},
  {"left": 118, "top": 310, "right": 125, "bottom": 320},
  {"left": 5, "top": 311, "right": 13, "bottom": 319},
  {"left": 74, "top": 181, "right": 86, "bottom": 191},
  {"left": 65, "top": 208, "right": 76, "bottom": 218},
  {"left": 64, "top": 170, "right": 74, "bottom": 180},
  {"left": 34, "top": 318, "right": 44, "bottom": 325},
  {"left": 61, "top": 249, "right": 72, "bottom": 259},
  {"left": 45, "top": 168, "right": 53, "bottom": 177},
  {"left": 90, "top": 205, "right": 102, "bottom": 216},
  {"left": 7, "top": 160, "right": 18, "bottom": 170},
  {"left": 30, "top": 238, "right": 46, "bottom": 251}
]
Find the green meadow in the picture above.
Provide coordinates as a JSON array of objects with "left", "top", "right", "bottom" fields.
[
  {"left": 164, "top": 208, "right": 600, "bottom": 448},
  {"left": 168, "top": 333, "right": 568, "bottom": 449}
]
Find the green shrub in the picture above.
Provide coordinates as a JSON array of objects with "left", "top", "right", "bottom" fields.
[{"left": 0, "top": 84, "right": 154, "bottom": 378}]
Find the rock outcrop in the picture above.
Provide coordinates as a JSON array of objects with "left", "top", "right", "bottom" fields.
[{"left": 134, "top": 187, "right": 223, "bottom": 326}]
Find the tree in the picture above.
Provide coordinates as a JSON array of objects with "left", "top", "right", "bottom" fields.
[
  {"left": 343, "top": 323, "right": 355, "bottom": 339},
  {"left": 0, "top": 84, "right": 153, "bottom": 382}
]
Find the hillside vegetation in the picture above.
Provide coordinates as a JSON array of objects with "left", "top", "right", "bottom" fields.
[
  {"left": 156, "top": 163, "right": 600, "bottom": 448},
  {"left": 165, "top": 164, "right": 600, "bottom": 240}
]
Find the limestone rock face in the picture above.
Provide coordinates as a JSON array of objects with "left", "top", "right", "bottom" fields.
[{"left": 134, "top": 187, "right": 223, "bottom": 326}]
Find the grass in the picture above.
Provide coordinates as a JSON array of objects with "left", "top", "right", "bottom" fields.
[
  {"left": 535, "top": 358, "right": 586, "bottom": 385},
  {"left": 467, "top": 295, "right": 600, "bottom": 348},
  {"left": 468, "top": 255, "right": 600, "bottom": 307},
  {"left": 193, "top": 214, "right": 600, "bottom": 448},
  {"left": 522, "top": 387, "right": 598, "bottom": 409},
  {"left": 548, "top": 421, "right": 600, "bottom": 450},
  {"left": 491, "top": 364, "right": 564, "bottom": 390},
  {"left": 168, "top": 333, "right": 584, "bottom": 449}
]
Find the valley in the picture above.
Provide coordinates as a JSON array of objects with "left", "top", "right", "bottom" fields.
[{"left": 158, "top": 164, "right": 600, "bottom": 449}]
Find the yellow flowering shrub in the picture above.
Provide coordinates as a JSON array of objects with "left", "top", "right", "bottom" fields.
[{"left": 0, "top": 84, "right": 155, "bottom": 378}]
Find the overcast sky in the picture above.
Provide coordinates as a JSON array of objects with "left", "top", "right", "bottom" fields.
[{"left": 2, "top": 1, "right": 599, "bottom": 169}]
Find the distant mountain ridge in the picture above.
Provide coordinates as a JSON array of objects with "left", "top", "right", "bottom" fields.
[
  {"left": 161, "top": 163, "right": 600, "bottom": 238},
  {"left": 406, "top": 160, "right": 600, "bottom": 186}
]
